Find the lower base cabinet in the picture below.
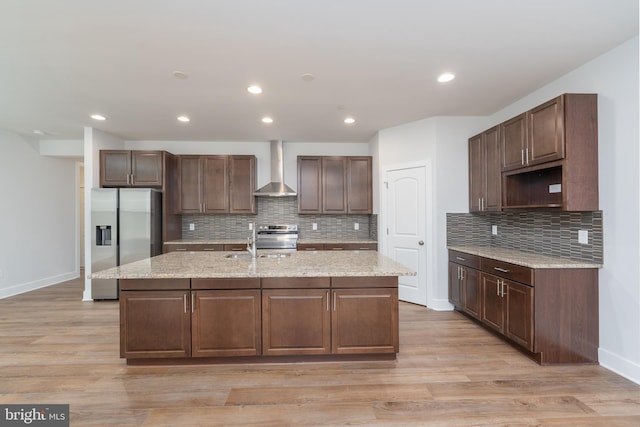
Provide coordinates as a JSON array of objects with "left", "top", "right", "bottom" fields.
[
  {"left": 120, "top": 276, "right": 399, "bottom": 362},
  {"left": 449, "top": 250, "right": 598, "bottom": 364}
]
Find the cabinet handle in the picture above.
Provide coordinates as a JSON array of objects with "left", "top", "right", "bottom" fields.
[
  {"left": 326, "top": 291, "right": 329, "bottom": 311},
  {"left": 203, "top": 248, "right": 216, "bottom": 251},
  {"left": 183, "top": 294, "right": 187, "bottom": 313},
  {"left": 333, "top": 292, "right": 337, "bottom": 311},
  {"left": 521, "top": 149, "right": 525, "bottom": 165},
  {"left": 501, "top": 281, "right": 506, "bottom": 298},
  {"left": 460, "top": 268, "right": 465, "bottom": 280},
  {"left": 478, "top": 198, "right": 481, "bottom": 210},
  {"left": 331, "top": 247, "right": 344, "bottom": 250},
  {"left": 191, "top": 293, "right": 195, "bottom": 313},
  {"left": 494, "top": 267, "right": 510, "bottom": 273},
  {"left": 456, "top": 256, "right": 466, "bottom": 261},
  {"left": 496, "top": 280, "right": 501, "bottom": 296},
  {"left": 482, "top": 198, "right": 485, "bottom": 211},
  {"left": 175, "top": 248, "right": 187, "bottom": 251},
  {"left": 305, "top": 247, "right": 317, "bottom": 251},
  {"left": 525, "top": 147, "right": 529, "bottom": 164}
]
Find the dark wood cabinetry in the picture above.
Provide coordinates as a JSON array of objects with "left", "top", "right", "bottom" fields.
[
  {"left": 501, "top": 94, "right": 598, "bottom": 211},
  {"left": 469, "top": 126, "right": 501, "bottom": 212},
  {"left": 179, "top": 155, "right": 255, "bottom": 214},
  {"left": 297, "top": 156, "right": 372, "bottom": 214},
  {"left": 100, "top": 150, "right": 164, "bottom": 187},
  {"left": 448, "top": 250, "right": 598, "bottom": 364},
  {"left": 297, "top": 242, "right": 378, "bottom": 251},
  {"left": 448, "top": 251, "right": 481, "bottom": 319}
]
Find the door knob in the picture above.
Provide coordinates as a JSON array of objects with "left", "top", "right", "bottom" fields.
[{"left": 418, "top": 240, "right": 424, "bottom": 246}]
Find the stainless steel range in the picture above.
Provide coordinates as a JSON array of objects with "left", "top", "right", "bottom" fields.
[{"left": 256, "top": 224, "right": 298, "bottom": 250}]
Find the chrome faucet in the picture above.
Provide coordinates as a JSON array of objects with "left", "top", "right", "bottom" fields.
[{"left": 247, "top": 223, "right": 257, "bottom": 258}]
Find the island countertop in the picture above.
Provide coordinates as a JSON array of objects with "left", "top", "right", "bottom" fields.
[{"left": 90, "top": 250, "right": 416, "bottom": 279}]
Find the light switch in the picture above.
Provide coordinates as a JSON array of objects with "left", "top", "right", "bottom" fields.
[
  {"left": 491, "top": 225, "right": 498, "bottom": 235},
  {"left": 189, "top": 223, "right": 195, "bottom": 231},
  {"left": 354, "top": 223, "right": 359, "bottom": 230},
  {"left": 578, "top": 230, "right": 589, "bottom": 244},
  {"left": 312, "top": 223, "right": 317, "bottom": 231}
]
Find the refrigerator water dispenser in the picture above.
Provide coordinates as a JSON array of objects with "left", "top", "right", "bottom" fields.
[{"left": 96, "top": 225, "right": 112, "bottom": 246}]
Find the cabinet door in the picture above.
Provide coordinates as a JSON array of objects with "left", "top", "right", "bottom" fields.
[
  {"left": 504, "top": 280, "right": 534, "bottom": 351},
  {"left": 192, "top": 290, "right": 261, "bottom": 357},
  {"left": 481, "top": 274, "right": 504, "bottom": 333},
  {"left": 297, "top": 157, "right": 322, "bottom": 214},
  {"left": 179, "top": 156, "right": 203, "bottom": 213},
  {"left": 501, "top": 113, "right": 527, "bottom": 172},
  {"left": 448, "top": 262, "right": 462, "bottom": 309},
  {"left": 347, "top": 157, "right": 372, "bottom": 214},
  {"left": 332, "top": 288, "right": 398, "bottom": 354},
  {"left": 203, "top": 155, "right": 229, "bottom": 213},
  {"left": 262, "top": 289, "right": 331, "bottom": 355},
  {"left": 229, "top": 155, "right": 256, "bottom": 214},
  {"left": 131, "top": 151, "right": 163, "bottom": 186},
  {"left": 483, "top": 126, "right": 502, "bottom": 211},
  {"left": 322, "top": 157, "right": 347, "bottom": 213},
  {"left": 527, "top": 96, "right": 565, "bottom": 166},
  {"left": 120, "top": 290, "right": 191, "bottom": 359},
  {"left": 468, "top": 134, "right": 485, "bottom": 212},
  {"left": 100, "top": 150, "right": 131, "bottom": 187},
  {"left": 462, "top": 267, "right": 481, "bottom": 320}
]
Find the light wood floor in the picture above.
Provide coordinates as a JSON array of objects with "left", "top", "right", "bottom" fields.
[{"left": 1, "top": 276, "right": 639, "bottom": 426}]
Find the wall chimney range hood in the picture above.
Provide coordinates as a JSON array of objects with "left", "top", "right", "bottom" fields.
[{"left": 254, "top": 140, "right": 297, "bottom": 197}]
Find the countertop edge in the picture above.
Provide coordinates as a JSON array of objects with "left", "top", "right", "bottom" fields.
[{"left": 448, "top": 245, "right": 602, "bottom": 269}]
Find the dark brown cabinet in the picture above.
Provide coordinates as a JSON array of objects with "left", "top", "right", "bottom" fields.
[
  {"left": 469, "top": 126, "right": 501, "bottom": 212},
  {"left": 179, "top": 155, "right": 255, "bottom": 214},
  {"left": 501, "top": 94, "right": 598, "bottom": 211},
  {"left": 163, "top": 243, "right": 224, "bottom": 253},
  {"left": 297, "top": 156, "right": 372, "bottom": 214},
  {"left": 297, "top": 243, "right": 377, "bottom": 251},
  {"left": 332, "top": 287, "right": 398, "bottom": 354},
  {"left": 192, "top": 289, "right": 261, "bottom": 357},
  {"left": 262, "top": 288, "right": 331, "bottom": 356},
  {"left": 448, "top": 251, "right": 481, "bottom": 319},
  {"left": 448, "top": 249, "right": 598, "bottom": 364},
  {"left": 100, "top": 150, "right": 164, "bottom": 187}
]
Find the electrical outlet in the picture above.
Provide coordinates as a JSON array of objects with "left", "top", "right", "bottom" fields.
[
  {"left": 312, "top": 223, "right": 318, "bottom": 231},
  {"left": 354, "top": 223, "right": 359, "bottom": 230},
  {"left": 248, "top": 223, "right": 253, "bottom": 230},
  {"left": 578, "top": 230, "right": 589, "bottom": 244},
  {"left": 189, "top": 223, "right": 195, "bottom": 231},
  {"left": 491, "top": 225, "right": 498, "bottom": 235}
]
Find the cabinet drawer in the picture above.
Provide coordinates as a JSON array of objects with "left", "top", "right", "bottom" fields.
[
  {"left": 481, "top": 258, "right": 533, "bottom": 285},
  {"left": 332, "top": 276, "right": 397, "bottom": 288},
  {"left": 262, "top": 277, "right": 330, "bottom": 289},
  {"left": 192, "top": 278, "right": 260, "bottom": 290},
  {"left": 120, "top": 278, "right": 191, "bottom": 291},
  {"left": 297, "top": 243, "right": 325, "bottom": 251},
  {"left": 448, "top": 250, "right": 480, "bottom": 269},
  {"left": 164, "top": 244, "right": 224, "bottom": 253},
  {"left": 326, "top": 243, "right": 378, "bottom": 251}
]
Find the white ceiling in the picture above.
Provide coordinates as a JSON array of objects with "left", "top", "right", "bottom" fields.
[{"left": 1, "top": 0, "right": 637, "bottom": 143}]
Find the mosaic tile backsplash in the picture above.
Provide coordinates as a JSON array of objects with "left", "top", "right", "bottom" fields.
[
  {"left": 181, "top": 197, "right": 376, "bottom": 241},
  {"left": 447, "top": 211, "right": 603, "bottom": 264}
]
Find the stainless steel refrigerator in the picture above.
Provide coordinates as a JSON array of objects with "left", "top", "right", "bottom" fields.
[{"left": 91, "top": 188, "right": 162, "bottom": 300}]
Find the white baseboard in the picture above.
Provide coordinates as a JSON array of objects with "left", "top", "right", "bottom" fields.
[
  {"left": 599, "top": 348, "right": 640, "bottom": 385},
  {"left": 428, "top": 298, "right": 455, "bottom": 311},
  {"left": 0, "top": 271, "right": 79, "bottom": 299}
]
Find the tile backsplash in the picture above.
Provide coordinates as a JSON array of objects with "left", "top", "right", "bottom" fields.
[
  {"left": 181, "top": 197, "right": 376, "bottom": 241},
  {"left": 447, "top": 211, "right": 603, "bottom": 264}
]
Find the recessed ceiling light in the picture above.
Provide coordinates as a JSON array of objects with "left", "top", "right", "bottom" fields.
[
  {"left": 437, "top": 72, "right": 456, "bottom": 83},
  {"left": 32, "top": 129, "right": 45, "bottom": 135},
  {"left": 90, "top": 114, "right": 106, "bottom": 121},
  {"left": 261, "top": 117, "right": 273, "bottom": 124},
  {"left": 247, "top": 85, "right": 263, "bottom": 94},
  {"left": 301, "top": 73, "right": 315, "bottom": 82},
  {"left": 172, "top": 70, "right": 188, "bottom": 79},
  {"left": 344, "top": 117, "right": 356, "bottom": 124},
  {"left": 177, "top": 115, "right": 190, "bottom": 122}
]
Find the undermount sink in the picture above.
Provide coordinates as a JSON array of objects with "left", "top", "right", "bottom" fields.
[
  {"left": 225, "top": 253, "right": 253, "bottom": 259},
  {"left": 259, "top": 253, "right": 291, "bottom": 259}
]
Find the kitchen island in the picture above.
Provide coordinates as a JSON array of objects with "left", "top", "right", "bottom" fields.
[{"left": 91, "top": 250, "right": 415, "bottom": 365}]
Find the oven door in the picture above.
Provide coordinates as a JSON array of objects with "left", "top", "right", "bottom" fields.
[{"left": 256, "top": 234, "right": 298, "bottom": 250}]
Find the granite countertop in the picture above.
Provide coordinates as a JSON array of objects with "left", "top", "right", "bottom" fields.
[
  {"left": 90, "top": 250, "right": 415, "bottom": 279},
  {"left": 448, "top": 245, "right": 602, "bottom": 269}
]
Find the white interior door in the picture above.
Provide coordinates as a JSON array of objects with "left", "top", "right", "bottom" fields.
[{"left": 385, "top": 165, "right": 428, "bottom": 306}]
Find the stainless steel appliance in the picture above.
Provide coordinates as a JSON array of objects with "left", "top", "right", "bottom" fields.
[
  {"left": 255, "top": 224, "right": 298, "bottom": 250},
  {"left": 91, "top": 188, "right": 162, "bottom": 300}
]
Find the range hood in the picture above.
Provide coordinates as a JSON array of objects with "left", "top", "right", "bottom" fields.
[{"left": 254, "top": 140, "right": 297, "bottom": 197}]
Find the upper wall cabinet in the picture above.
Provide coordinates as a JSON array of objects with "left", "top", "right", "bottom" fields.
[
  {"left": 469, "top": 126, "right": 501, "bottom": 212},
  {"left": 297, "top": 156, "right": 372, "bottom": 215},
  {"left": 100, "top": 150, "right": 164, "bottom": 187},
  {"left": 179, "top": 155, "right": 255, "bottom": 215},
  {"left": 500, "top": 93, "right": 598, "bottom": 211}
]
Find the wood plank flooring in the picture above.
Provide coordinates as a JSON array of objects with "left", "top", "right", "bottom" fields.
[{"left": 1, "top": 276, "right": 639, "bottom": 426}]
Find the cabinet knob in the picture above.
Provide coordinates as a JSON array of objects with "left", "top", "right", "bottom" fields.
[{"left": 418, "top": 240, "right": 424, "bottom": 246}]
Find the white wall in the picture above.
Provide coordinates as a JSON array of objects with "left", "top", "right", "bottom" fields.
[
  {"left": 376, "top": 116, "right": 488, "bottom": 309},
  {"left": 0, "top": 130, "right": 78, "bottom": 298}
]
